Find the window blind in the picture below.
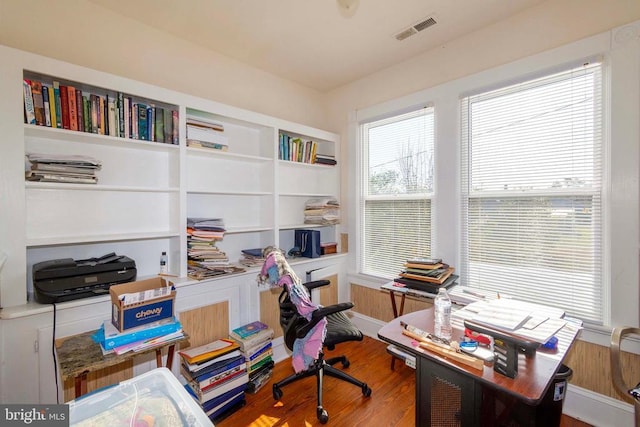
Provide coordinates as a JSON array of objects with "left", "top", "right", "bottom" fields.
[
  {"left": 460, "top": 62, "right": 603, "bottom": 323},
  {"left": 360, "top": 108, "right": 434, "bottom": 278}
]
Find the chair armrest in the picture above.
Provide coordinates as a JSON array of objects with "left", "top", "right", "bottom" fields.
[
  {"left": 303, "top": 280, "right": 331, "bottom": 291},
  {"left": 296, "top": 302, "right": 354, "bottom": 339},
  {"left": 611, "top": 326, "right": 640, "bottom": 402}
]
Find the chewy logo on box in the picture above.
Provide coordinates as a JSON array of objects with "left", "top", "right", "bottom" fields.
[{"left": 110, "top": 277, "right": 176, "bottom": 332}]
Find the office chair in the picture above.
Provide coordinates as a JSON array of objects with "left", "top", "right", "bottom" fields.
[
  {"left": 259, "top": 248, "right": 372, "bottom": 424},
  {"left": 611, "top": 326, "right": 640, "bottom": 427}
]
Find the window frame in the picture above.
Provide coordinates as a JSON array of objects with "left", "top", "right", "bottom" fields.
[{"left": 358, "top": 107, "right": 435, "bottom": 279}]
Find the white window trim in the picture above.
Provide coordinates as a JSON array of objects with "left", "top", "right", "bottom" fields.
[{"left": 347, "top": 21, "right": 640, "bottom": 347}]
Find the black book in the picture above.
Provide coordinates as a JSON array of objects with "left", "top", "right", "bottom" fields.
[{"left": 394, "top": 274, "right": 458, "bottom": 294}]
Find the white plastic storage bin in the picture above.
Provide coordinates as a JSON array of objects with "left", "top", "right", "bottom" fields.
[{"left": 69, "top": 367, "right": 212, "bottom": 426}]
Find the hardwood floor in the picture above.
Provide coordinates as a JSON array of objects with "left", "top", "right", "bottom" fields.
[{"left": 217, "top": 336, "right": 592, "bottom": 427}]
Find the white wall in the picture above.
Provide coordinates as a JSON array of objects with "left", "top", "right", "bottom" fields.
[{"left": 0, "top": 0, "right": 329, "bottom": 130}]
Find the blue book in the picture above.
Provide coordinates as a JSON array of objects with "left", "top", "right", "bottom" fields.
[
  {"left": 200, "top": 383, "right": 246, "bottom": 413},
  {"left": 207, "top": 393, "right": 246, "bottom": 422},
  {"left": 190, "top": 354, "right": 246, "bottom": 380}
]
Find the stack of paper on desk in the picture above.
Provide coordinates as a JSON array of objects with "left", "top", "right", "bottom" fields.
[{"left": 453, "top": 299, "right": 566, "bottom": 344}]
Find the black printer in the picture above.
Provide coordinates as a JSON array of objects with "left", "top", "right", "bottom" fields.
[{"left": 33, "top": 253, "right": 136, "bottom": 303}]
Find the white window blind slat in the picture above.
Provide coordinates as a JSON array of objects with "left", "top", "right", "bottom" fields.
[{"left": 461, "top": 63, "right": 603, "bottom": 323}]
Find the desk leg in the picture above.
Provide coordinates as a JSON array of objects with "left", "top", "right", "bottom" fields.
[
  {"left": 389, "top": 292, "right": 407, "bottom": 370},
  {"left": 389, "top": 290, "right": 398, "bottom": 318},
  {"left": 165, "top": 344, "right": 176, "bottom": 368},
  {"left": 74, "top": 372, "right": 88, "bottom": 398},
  {"left": 155, "top": 344, "right": 177, "bottom": 369},
  {"left": 155, "top": 349, "right": 162, "bottom": 368}
]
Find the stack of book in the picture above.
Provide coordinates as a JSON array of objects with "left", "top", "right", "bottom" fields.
[
  {"left": 180, "top": 338, "right": 248, "bottom": 423},
  {"left": 91, "top": 316, "right": 185, "bottom": 355},
  {"left": 230, "top": 321, "right": 275, "bottom": 394},
  {"left": 304, "top": 197, "right": 340, "bottom": 225},
  {"left": 394, "top": 257, "right": 458, "bottom": 294},
  {"left": 25, "top": 153, "right": 101, "bottom": 184},
  {"left": 314, "top": 153, "right": 337, "bottom": 166},
  {"left": 238, "top": 248, "right": 265, "bottom": 268},
  {"left": 186, "top": 117, "right": 228, "bottom": 151}
]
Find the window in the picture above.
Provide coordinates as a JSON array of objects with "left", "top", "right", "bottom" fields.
[
  {"left": 460, "top": 62, "right": 603, "bottom": 323},
  {"left": 360, "top": 107, "right": 434, "bottom": 278}
]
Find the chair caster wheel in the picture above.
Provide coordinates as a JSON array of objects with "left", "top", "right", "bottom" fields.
[
  {"left": 273, "top": 384, "right": 283, "bottom": 400},
  {"left": 317, "top": 407, "right": 329, "bottom": 424},
  {"left": 362, "top": 384, "right": 372, "bottom": 397}
]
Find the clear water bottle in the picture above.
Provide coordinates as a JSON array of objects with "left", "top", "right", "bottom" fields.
[
  {"left": 434, "top": 287, "right": 452, "bottom": 341},
  {"left": 160, "top": 251, "right": 168, "bottom": 274}
]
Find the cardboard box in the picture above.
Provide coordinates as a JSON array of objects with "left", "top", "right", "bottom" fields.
[
  {"left": 110, "top": 277, "right": 176, "bottom": 332},
  {"left": 321, "top": 242, "right": 337, "bottom": 255}
]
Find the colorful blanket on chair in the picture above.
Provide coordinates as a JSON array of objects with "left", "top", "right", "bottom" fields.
[{"left": 258, "top": 247, "right": 327, "bottom": 373}]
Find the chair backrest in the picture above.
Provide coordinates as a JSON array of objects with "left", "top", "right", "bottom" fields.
[{"left": 278, "top": 288, "right": 307, "bottom": 351}]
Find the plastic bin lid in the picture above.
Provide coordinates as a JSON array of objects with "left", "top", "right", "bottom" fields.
[{"left": 69, "top": 367, "right": 211, "bottom": 426}]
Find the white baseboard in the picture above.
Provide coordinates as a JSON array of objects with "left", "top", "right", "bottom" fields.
[
  {"left": 349, "top": 311, "right": 635, "bottom": 427},
  {"left": 565, "top": 384, "right": 634, "bottom": 427}
]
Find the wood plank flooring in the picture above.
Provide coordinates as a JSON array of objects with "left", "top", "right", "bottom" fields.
[{"left": 217, "top": 336, "right": 592, "bottom": 427}]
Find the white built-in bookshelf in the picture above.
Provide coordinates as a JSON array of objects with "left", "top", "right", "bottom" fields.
[{"left": 1, "top": 45, "right": 342, "bottom": 309}]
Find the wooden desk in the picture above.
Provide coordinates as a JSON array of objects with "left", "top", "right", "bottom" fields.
[
  {"left": 378, "top": 309, "right": 581, "bottom": 426},
  {"left": 55, "top": 330, "right": 188, "bottom": 398}
]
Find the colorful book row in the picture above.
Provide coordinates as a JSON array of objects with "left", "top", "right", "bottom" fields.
[
  {"left": 279, "top": 133, "right": 318, "bottom": 164},
  {"left": 23, "top": 77, "right": 179, "bottom": 144}
]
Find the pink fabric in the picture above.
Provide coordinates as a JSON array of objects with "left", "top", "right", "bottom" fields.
[{"left": 259, "top": 249, "right": 327, "bottom": 372}]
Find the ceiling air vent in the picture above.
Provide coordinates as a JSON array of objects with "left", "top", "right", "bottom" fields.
[{"left": 394, "top": 16, "right": 437, "bottom": 41}]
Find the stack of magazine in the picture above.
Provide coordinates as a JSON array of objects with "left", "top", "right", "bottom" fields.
[{"left": 25, "top": 153, "right": 101, "bottom": 184}]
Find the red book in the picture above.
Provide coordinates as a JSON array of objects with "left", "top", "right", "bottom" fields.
[
  {"left": 59, "top": 85, "right": 70, "bottom": 130},
  {"left": 67, "top": 86, "right": 78, "bottom": 131}
]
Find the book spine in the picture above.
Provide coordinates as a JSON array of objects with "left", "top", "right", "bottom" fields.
[
  {"left": 172, "top": 110, "right": 179, "bottom": 144},
  {"left": 99, "top": 95, "right": 105, "bottom": 134},
  {"left": 108, "top": 98, "right": 116, "bottom": 136},
  {"left": 23, "top": 79, "right": 36, "bottom": 125},
  {"left": 103, "top": 94, "right": 109, "bottom": 135},
  {"left": 47, "top": 85, "right": 56, "bottom": 128},
  {"left": 147, "top": 105, "right": 154, "bottom": 141},
  {"left": 154, "top": 106, "right": 164, "bottom": 143},
  {"left": 118, "top": 92, "right": 125, "bottom": 137},
  {"left": 83, "top": 96, "right": 90, "bottom": 133},
  {"left": 124, "top": 97, "right": 130, "bottom": 138},
  {"left": 52, "top": 82, "right": 62, "bottom": 128},
  {"left": 90, "top": 94, "right": 99, "bottom": 133},
  {"left": 67, "top": 86, "right": 78, "bottom": 131},
  {"left": 131, "top": 102, "right": 138, "bottom": 139},
  {"left": 163, "top": 108, "right": 172, "bottom": 144},
  {"left": 30, "top": 80, "right": 45, "bottom": 126},
  {"left": 138, "top": 103, "right": 148, "bottom": 140},
  {"left": 42, "top": 84, "right": 51, "bottom": 127},
  {"left": 59, "top": 85, "right": 70, "bottom": 130},
  {"left": 75, "top": 89, "right": 84, "bottom": 132}
]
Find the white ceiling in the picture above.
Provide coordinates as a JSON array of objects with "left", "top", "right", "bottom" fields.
[{"left": 88, "top": 0, "right": 545, "bottom": 92}]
